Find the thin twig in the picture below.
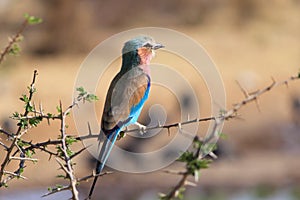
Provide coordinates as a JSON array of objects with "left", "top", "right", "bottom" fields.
[
  {"left": 163, "top": 170, "right": 187, "bottom": 175},
  {"left": 0, "top": 141, "right": 9, "bottom": 151},
  {"left": 77, "top": 171, "right": 113, "bottom": 183},
  {"left": 163, "top": 173, "right": 189, "bottom": 199},
  {"left": 70, "top": 146, "right": 90, "bottom": 159},
  {"left": 42, "top": 185, "right": 71, "bottom": 197},
  {"left": 0, "top": 128, "right": 14, "bottom": 138},
  {"left": 3, "top": 170, "right": 27, "bottom": 180},
  {"left": 0, "top": 19, "right": 28, "bottom": 65},
  {"left": 9, "top": 156, "right": 38, "bottom": 162}
]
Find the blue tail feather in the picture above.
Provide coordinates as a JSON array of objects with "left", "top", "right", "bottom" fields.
[{"left": 88, "top": 129, "right": 121, "bottom": 199}]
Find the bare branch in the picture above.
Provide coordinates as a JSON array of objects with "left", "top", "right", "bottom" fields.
[
  {"left": 42, "top": 185, "right": 71, "bottom": 198},
  {"left": 3, "top": 170, "right": 27, "bottom": 180},
  {"left": 162, "top": 173, "right": 189, "bottom": 199},
  {"left": 77, "top": 171, "right": 113, "bottom": 183},
  {"left": 70, "top": 146, "right": 90, "bottom": 159},
  {"left": 9, "top": 156, "right": 38, "bottom": 162},
  {"left": 235, "top": 80, "right": 249, "bottom": 98},
  {"left": 55, "top": 157, "right": 70, "bottom": 174},
  {"left": 0, "top": 141, "right": 9, "bottom": 151},
  {"left": 0, "top": 128, "right": 14, "bottom": 138},
  {"left": 163, "top": 170, "right": 187, "bottom": 175}
]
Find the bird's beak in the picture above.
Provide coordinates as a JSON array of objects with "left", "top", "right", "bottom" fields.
[{"left": 152, "top": 43, "right": 164, "bottom": 50}]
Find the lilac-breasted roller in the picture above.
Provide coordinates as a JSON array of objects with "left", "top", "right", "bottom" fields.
[{"left": 88, "top": 36, "right": 164, "bottom": 199}]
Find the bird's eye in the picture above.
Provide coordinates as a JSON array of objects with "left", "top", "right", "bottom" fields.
[{"left": 143, "top": 43, "right": 152, "bottom": 48}]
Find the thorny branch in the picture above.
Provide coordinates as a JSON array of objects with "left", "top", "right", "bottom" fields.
[
  {"left": 0, "top": 70, "right": 298, "bottom": 200},
  {"left": 58, "top": 101, "right": 79, "bottom": 200},
  {"left": 0, "top": 70, "right": 102, "bottom": 199},
  {"left": 160, "top": 74, "right": 300, "bottom": 200},
  {"left": 0, "top": 70, "right": 38, "bottom": 188}
]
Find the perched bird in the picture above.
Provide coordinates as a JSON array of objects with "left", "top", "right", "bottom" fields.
[{"left": 88, "top": 36, "right": 164, "bottom": 199}]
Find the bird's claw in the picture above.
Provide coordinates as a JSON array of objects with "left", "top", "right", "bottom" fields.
[
  {"left": 117, "top": 131, "right": 126, "bottom": 140},
  {"left": 135, "top": 122, "right": 146, "bottom": 135}
]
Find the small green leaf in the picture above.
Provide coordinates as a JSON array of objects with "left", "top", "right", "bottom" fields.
[
  {"left": 8, "top": 43, "right": 21, "bottom": 56},
  {"left": 56, "top": 174, "right": 66, "bottom": 179},
  {"left": 12, "top": 112, "right": 20, "bottom": 118},
  {"left": 177, "top": 187, "right": 186, "bottom": 199},
  {"left": 26, "top": 104, "right": 34, "bottom": 113},
  {"left": 25, "top": 150, "right": 33, "bottom": 158},
  {"left": 17, "top": 140, "right": 30, "bottom": 148},
  {"left": 86, "top": 94, "right": 99, "bottom": 102},
  {"left": 56, "top": 105, "right": 62, "bottom": 113},
  {"left": 76, "top": 87, "right": 87, "bottom": 98},
  {"left": 65, "top": 136, "right": 78, "bottom": 145},
  {"left": 177, "top": 151, "right": 194, "bottom": 162},
  {"left": 24, "top": 13, "right": 43, "bottom": 25},
  {"left": 56, "top": 184, "right": 63, "bottom": 189},
  {"left": 76, "top": 87, "right": 85, "bottom": 94},
  {"left": 76, "top": 87, "right": 98, "bottom": 102},
  {"left": 20, "top": 94, "right": 29, "bottom": 103},
  {"left": 66, "top": 148, "right": 74, "bottom": 157},
  {"left": 29, "top": 116, "right": 42, "bottom": 127},
  {"left": 17, "top": 119, "right": 28, "bottom": 129}
]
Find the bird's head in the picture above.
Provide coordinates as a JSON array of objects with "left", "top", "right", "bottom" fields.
[{"left": 121, "top": 35, "right": 164, "bottom": 71}]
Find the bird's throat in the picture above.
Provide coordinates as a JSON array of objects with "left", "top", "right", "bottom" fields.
[
  {"left": 138, "top": 48, "right": 153, "bottom": 65},
  {"left": 139, "top": 64, "right": 151, "bottom": 75},
  {"left": 137, "top": 48, "right": 153, "bottom": 75}
]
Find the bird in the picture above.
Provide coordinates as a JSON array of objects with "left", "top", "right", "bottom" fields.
[{"left": 88, "top": 35, "right": 164, "bottom": 199}]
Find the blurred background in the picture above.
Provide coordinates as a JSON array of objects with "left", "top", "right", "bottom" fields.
[{"left": 1, "top": 0, "right": 300, "bottom": 199}]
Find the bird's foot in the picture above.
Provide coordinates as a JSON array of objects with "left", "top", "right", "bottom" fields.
[
  {"left": 135, "top": 122, "right": 146, "bottom": 135},
  {"left": 117, "top": 130, "right": 126, "bottom": 140}
]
